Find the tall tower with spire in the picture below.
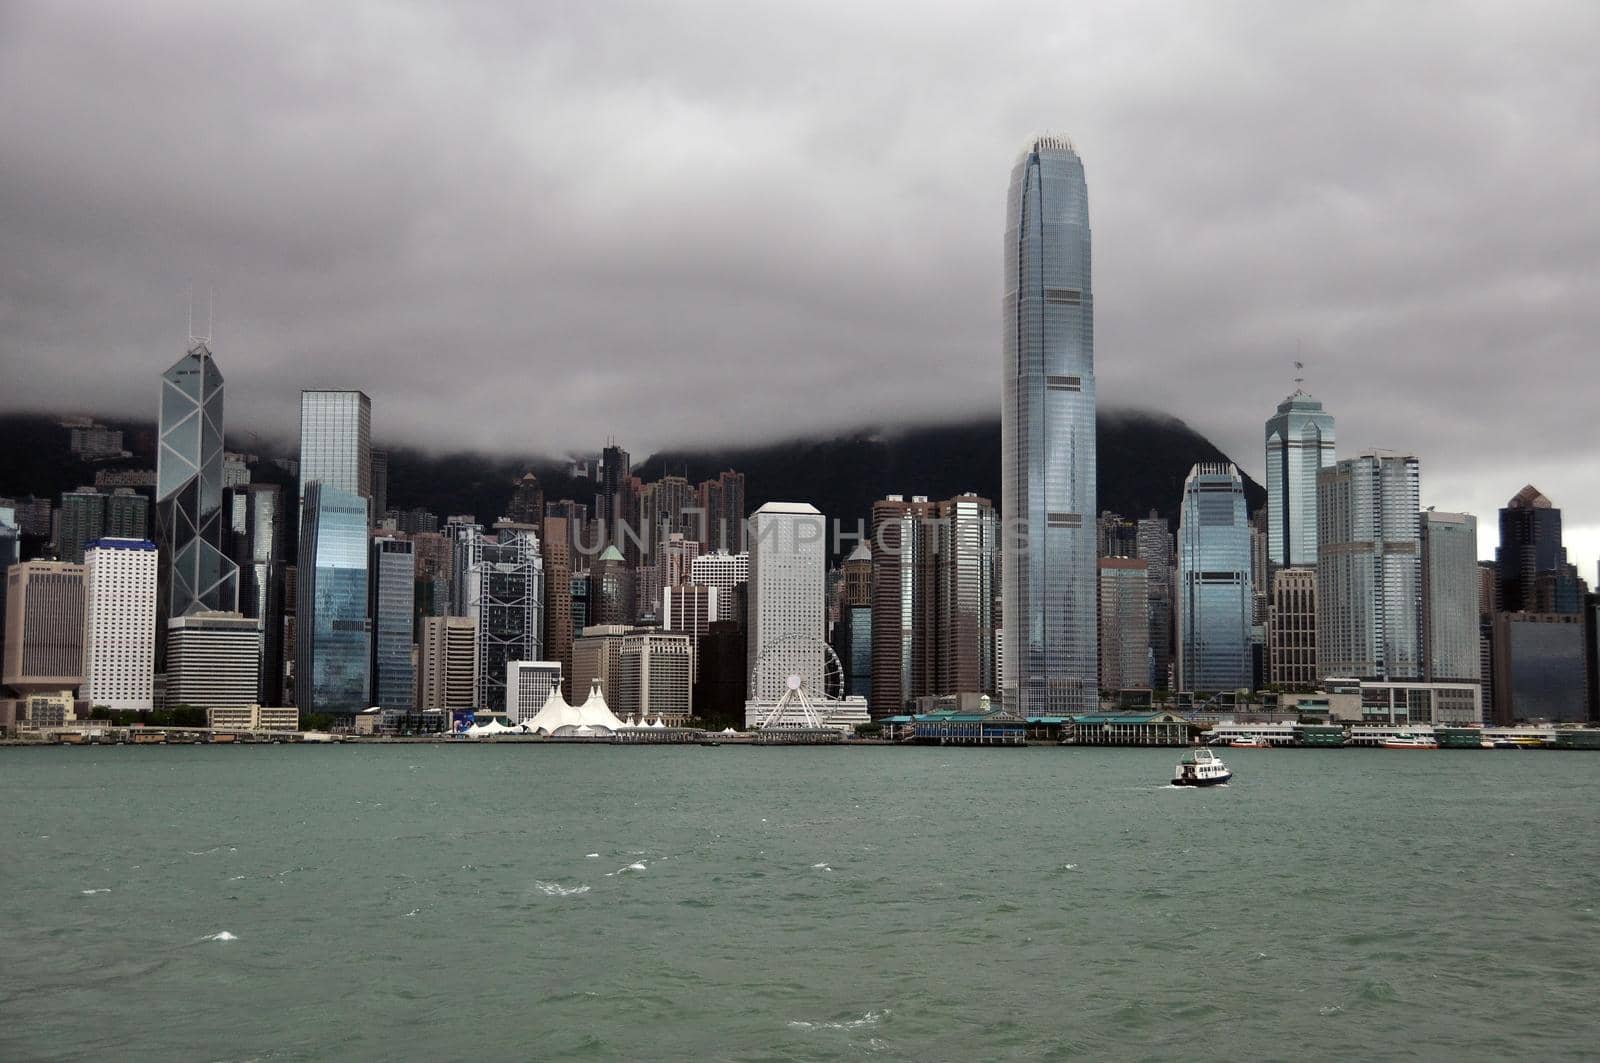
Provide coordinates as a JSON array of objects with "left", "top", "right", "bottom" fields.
[
  {"left": 155, "top": 341, "right": 239, "bottom": 666},
  {"left": 1264, "top": 375, "right": 1336, "bottom": 568}
]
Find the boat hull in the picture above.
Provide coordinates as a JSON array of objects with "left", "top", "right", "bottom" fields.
[{"left": 1171, "top": 772, "right": 1232, "bottom": 787}]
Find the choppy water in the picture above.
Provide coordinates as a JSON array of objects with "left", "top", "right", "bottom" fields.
[{"left": 3, "top": 745, "right": 1599, "bottom": 1061}]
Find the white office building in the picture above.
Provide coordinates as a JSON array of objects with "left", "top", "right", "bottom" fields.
[
  {"left": 505, "top": 660, "right": 563, "bottom": 725},
  {"left": 82, "top": 538, "right": 157, "bottom": 711},
  {"left": 746, "top": 503, "right": 826, "bottom": 703},
  {"left": 690, "top": 551, "right": 749, "bottom": 622}
]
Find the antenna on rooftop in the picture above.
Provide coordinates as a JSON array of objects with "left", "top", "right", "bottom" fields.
[{"left": 185, "top": 283, "right": 214, "bottom": 347}]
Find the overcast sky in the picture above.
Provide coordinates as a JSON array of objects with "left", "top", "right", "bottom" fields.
[{"left": 1, "top": 1, "right": 1596, "bottom": 569}]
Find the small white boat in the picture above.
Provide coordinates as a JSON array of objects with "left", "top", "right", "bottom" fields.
[
  {"left": 1381, "top": 733, "right": 1438, "bottom": 750},
  {"left": 1172, "top": 748, "right": 1232, "bottom": 786},
  {"left": 1229, "top": 735, "right": 1271, "bottom": 749}
]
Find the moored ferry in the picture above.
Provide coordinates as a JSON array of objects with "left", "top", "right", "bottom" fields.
[
  {"left": 1172, "top": 748, "right": 1232, "bottom": 786},
  {"left": 1381, "top": 733, "right": 1438, "bottom": 750},
  {"left": 1229, "top": 735, "right": 1270, "bottom": 749}
]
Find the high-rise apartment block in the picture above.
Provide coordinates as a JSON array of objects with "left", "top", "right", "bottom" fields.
[
  {"left": 1316, "top": 452, "right": 1422, "bottom": 680},
  {"left": 699, "top": 470, "right": 746, "bottom": 552},
  {"left": 1264, "top": 390, "right": 1336, "bottom": 567},
  {"left": 1176, "top": 464, "right": 1253, "bottom": 693},
  {"left": 1001, "top": 136, "right": 1098, "bottom": 714},
  {"left": 81, "top": 538, "right": 157, "bottom": 711},
  {"left": 1421, "top": 511, "right": 1481, "bottom": 686},
  {"left": 59, "top": 488, "right": 148, "bottom": 564}
]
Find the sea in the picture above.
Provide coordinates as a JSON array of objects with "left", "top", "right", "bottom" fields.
[{"left": 3, "top": 745, "right": 1598, "bottom": 1061}]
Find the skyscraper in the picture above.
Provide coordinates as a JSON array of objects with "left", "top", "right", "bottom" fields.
[
  {"left": 81, "top": 539, "right": 157, "bottom": 711},
  {"left": 416, "top": 615, "right": 476, "bottom": 712},
  {"left": 155, "top": 343, "right": 239, "bottom": 666},
  {"left": 1097, "top": 558, "right": 1151, "bottom": 691},
  {"left": 507, "top": 472, "right": 544, "bottom": 526},
  {"left": 1267, "top": 567, "right": 1318, "bottom": 689},
  {"left": 1136, "top": 513, "right": 1175, "bottom": 689},
  {"left": 1421, "top": 511, "right": 1481, "bottom": 686},
  {"left": 1264, "top": 390, "right": 1336, "bottom": 567},
  {"left": 467, "top": 528, "right": 543, "bottom": 711},
  {"left": 369, "top": 449, "right": 389, "bottom": 524},
  {"left": 297, "top": 483, "right": 371, "bottom": 716},
  {"left": 699, "top": 470, "right": 747, "bottom": 552},
  {"left": 1496, "top": 486, "right": 1579, "bottom": 614},
  {"left": 1316, "top": 452, "right": 1422, "bottom": 680},
  {"left": 2, "top": 560, "right": 85, "bottom": 697},
  {"left": 747, "top": 502, "right": 826, "bottom": 702},
  {"left": 298, "top": 390, "right": 372, "bottom": 515},
  {"left": 231, "top": 484, "right": 286, "bottom": 705},
  {"left": 370, "top": 537, "right": 416, "bottom": 709},
  {"left": 1001, "top": 135, "right": 1097, "bottom": 714},
  {"left": 167, "top": 612, "right": 263, "bottom": 709},
  {"left": 1176, "top": 464, "right": 1253, "bottom": 693}
]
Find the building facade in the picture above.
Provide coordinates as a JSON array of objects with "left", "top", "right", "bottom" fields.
[
  {"left": 1316, "top": 452, "right": 1422, "bottom": 680},
  {"left": 370, "top": 537, "right": 415, "bottom": 709},
  {"left": 231, "top": 483, "right": 287, "bottom": 705},
  {"left": 1176, "top": 464, "right": 1253, "bottom": 693},
  {"left": 1267, "top": 567, "right": 1318, "bottom": 689},
  {"left": 1496, "top": 486, "right": 1579, "bottom": 614},
  {"left": 298, "top": 390, "right": 373, "bottom": 514},
  {"left": 615, "top": 631, "right": 693, "bottom": 722},
  {"left": 1421, "top": 511, "right": 1481, "bottom": 686},
  {"left": 1001, "top": 135, "right": 1098, "bottom": 714},
  {"left": 747, "top": 502, "right": 827, "bottom": 702},
  {"left": 82, "top": 539, "right": 157, "bottom": 711},
  {"left": 468, "top": 529, "right": 543, "bottom": 712},
  {"left": 1491, "top": 613, "right": 1587, "bottom": 723},
  {"left": 417, "top": 615, "right": 476, "bottom": 711},
  {"left": 505, "top": 659, "right": 563, "bottom": 724},
  {"left": 2, "top": 560, "right": 85, "bottom": 696},
  {"left": 167, "top": 612, "right": 262, "bottom": 709},
  {"left": 1264, "top": 390, "right": 1336, "bottom": 568},
  {"left": 297, "top": 483, "right": 371, "bottom": 716},
  {"left": 1097, "top": 558, "right": 1151, "bottom": 691},
  {"left": 155, "top": 342, "right": 239, "bottom": 667}
]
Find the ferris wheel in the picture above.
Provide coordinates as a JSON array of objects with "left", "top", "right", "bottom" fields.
[{"left": 749, "top": 635, "right": 845, "bottom": 729}]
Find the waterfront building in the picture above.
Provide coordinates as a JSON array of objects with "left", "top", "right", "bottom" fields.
[
  {"left": 1491, "top": 613, "right": 1588, "bottom": 723},
  {"left": 417, "top": 615, "right": 476, "bottom": 711},
  {"left": 1136, "top": 513, "right": 1174, "bottom": 689},
  {"left": 155, "top": 342, "right": 239, "bottom": 668},
  {"left": 370, "top": 537, "right": 415, "bottom": 709},
  {"left": 231, "top": 483, "right": 287, "bottom": 705},
  {"left": 1323, "top": 677, "right": 1482, "bottom": 726},
  {"left": 1267, "top": 567, "right": 1318, "bottom": 689},
  {"left": 1264, "top": 390, "right": 1336, "bottom": 567},
  {"left": 1176, "top": 464, "right": 1253, "bottom": 693},
  {"left": 1496, "top": 486, "right": 1581, "bottom": 614},
  {"left": 467, "top": 528, "right": 543, "bottom": 711},
  {"left": 298, "top": 390, "right": 372, "bottom": 516},
  {"left": 81, "top": 539, "right": 157, "bottom": 711},
  {"left": 167, "top": 612, "right": 262, "bottom": 709},
  {"left": 747, "top": 502, "right": 826, "bottom": 703},
  {"left": 2, "top": 560, "right": 85, "bottom": 696},
  {"left": 1421, "top": 511, "right": 1481, "bottom": 687},
  {"left": 1098, "top": 558, "right": 1151, "bottom": 691},
  {"left": 505, "top": 659, "right": 563, "bottom": 725},
  {"left": 297, "top": 483, "right": 370, "bottom": 716},
  {"left": 699, "top": 470, "right": 746, "bottom": 552},
  {"left": 615, "top": 631, "right": 692, "bottom": 722},
  {"left": 1001, "top": 135, "right": 1098, "bottom": 714},
  {"left": 1316, "top": 452, "right": 1422, "bottom": 681},
  {"left": 571, "top": 624, "right": 630, "bottom": 704},
  {"left": 207, "top": 705, "right": 299, "bottom": 731}
]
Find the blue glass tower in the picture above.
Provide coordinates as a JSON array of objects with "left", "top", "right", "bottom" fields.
[
  {"left": 1001, "top": 136, "right": 1097, "bottom": 713},
  {"left": 1264, "top": 391, "right": 1336, "bottom": 567},
  {"left": 297, "top": 483, "right": 370, "bottom": 715},
  {"left": 1177, "top": 464, "right": 1253, "bottom": 692}
]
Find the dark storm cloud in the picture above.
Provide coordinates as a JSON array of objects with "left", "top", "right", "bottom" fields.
[{"left": 1, "top": 1, "right": 1596, "bottom": 566}]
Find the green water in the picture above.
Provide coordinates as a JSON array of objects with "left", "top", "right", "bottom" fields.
[{"left": 3, "top": 746, "right": 1598, "bottom": 1061}]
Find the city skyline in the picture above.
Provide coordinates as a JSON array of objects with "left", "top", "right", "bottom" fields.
[{"left": 0, "top": 4, "right": 1595, "bottom": 576}]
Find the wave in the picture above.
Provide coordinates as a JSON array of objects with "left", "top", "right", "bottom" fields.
[
  {"left": 80, "top": 888, "right": 111, "bottom": 895},
  {"left": 534, "top": 881, "right": 591, "bottom": 897},
  {"left": 788, "top": 1009, "right": 886, "bottom": 1031},
  {"left": 201, "top": 931, "right": 238, "bottom": 942},
  {"left": 605, "top": 861, "right": 647, "bottom": 877}
]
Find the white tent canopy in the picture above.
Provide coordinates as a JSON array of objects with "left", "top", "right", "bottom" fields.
[{"left": 523, "top": 680, "right": 629, "bottom": 735}]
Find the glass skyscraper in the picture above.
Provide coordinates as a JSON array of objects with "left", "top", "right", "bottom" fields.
[
  {"left": 1176, "top": 464, "right": 1253, "bottom": 693},
  {"left": 370, "top": 537, "right": 416, "bottom": 709},
  {"left": 468, "top": 528, "right": 543, "bottom": 711},
  {"left": 298, "top": 390, "right": 372, "bottom": 515},
  {"left": 1264, "top": 390, "right": 1335, "bottom": 568},
  {"left": 155, "top": 342, "right": 239, "bottom": 667},
  {"left": 1001, "top": 135, "right": 1097, "bottom": 714},
  {"left": 231, "top": 483, "right": 286, "bottom": 705},
  {"left": 297, "top": 483, "right": 370, "bottom": 715}
]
